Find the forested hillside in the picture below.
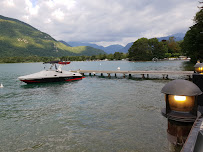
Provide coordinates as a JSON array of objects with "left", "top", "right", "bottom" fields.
[{"left": 0, "top": 15, "right": 105, "bottom": 57}]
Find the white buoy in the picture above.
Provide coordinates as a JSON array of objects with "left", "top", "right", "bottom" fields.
[
  {"left": 0, "top": 83, "right": 3, "bottom": 88},
  {"left": 117, "top": 67, "right": 120, "bottom": 70}
]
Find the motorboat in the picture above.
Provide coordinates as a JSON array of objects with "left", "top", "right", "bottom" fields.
[{"left": 18, "top": 61, "right": 84, "bottom": 84}]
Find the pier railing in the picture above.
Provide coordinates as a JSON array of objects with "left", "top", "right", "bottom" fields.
[{"left": 181, "top": 113, "right": 203, "bottom": 152}]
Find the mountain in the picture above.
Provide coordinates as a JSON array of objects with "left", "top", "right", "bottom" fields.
[
  {"left": 119, "top": 42, "right": 134, "bottom": 53},
  {"left": 103, "top": 45, "right": 124, "bottom": 54},
  {"left": 157, "top": 33, "right": 185, "bottom": 41},
  {"left": 58, "top": 40, "right": 72, "bottom": 47},
  {"left": 67, "top": 33, "right": 185, "bottom": 54},
  {"left": 68, "top": 42, "right": 124, "bottom": 54},
  {"left": 68, "top": 42, "right": 103, "bottom": 50},
  {"left": 0, "top": 15, "right": 105, "bottom": 57}
]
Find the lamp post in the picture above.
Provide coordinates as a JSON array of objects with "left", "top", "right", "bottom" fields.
[
  {"left": 161, "top": 79, "right": 202, "bottom": 122},
  {"left": 193, "top": 62, "right": 203, "bottom": 106},
  {"left": 167, "top": 119, "right": 193, "bottom": 151}
]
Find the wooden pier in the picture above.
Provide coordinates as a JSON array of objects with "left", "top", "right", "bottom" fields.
[{"left": 73, "top": 70, "right": 194, "bottom": 79}]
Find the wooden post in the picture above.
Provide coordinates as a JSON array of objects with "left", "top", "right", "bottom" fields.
[
  {"left": 115, "top": 73, "right": 117, "bottom": 77},
  {"left": 188, "top": 75, "right": 191, "bottom": 80},
  {"left": 142, "top": 74, "right": 145, "bottom": 79},
  {"left": 129, "top": 74, "right": 132, "bottom": 78},
  {"left": 108, "top": 73, "right": 111, "bottom": 78},
  {"left": 123, "top": 73, "right": 125, "bottom": 78}
]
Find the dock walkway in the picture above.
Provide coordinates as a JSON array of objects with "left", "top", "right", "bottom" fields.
[{"left": 73, "top": 70, "right": 194, "bottom": 79}]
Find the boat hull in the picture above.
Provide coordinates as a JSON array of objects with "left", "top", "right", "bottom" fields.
[{"left": 20, "top": 76, "right": 83, "bottom": 84}]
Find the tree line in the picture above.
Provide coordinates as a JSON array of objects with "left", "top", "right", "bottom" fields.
[
  {"left": 0, "top": 56, "right": 57, "bottom": 63},
  {"left": 0, "top": 52, "right": 128, "bottom": 63},
  {"left": 128, "top": 37, "right": 182, "bottom": 61},
  {"left": 60, "top": 52, "right": 128, "bottom": 61}
]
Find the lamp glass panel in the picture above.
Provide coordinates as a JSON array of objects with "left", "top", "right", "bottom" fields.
[
  {"left": 195, "top": 67, "right": 203, "bottom": 73},
  {"left": 167, "top": 95, "right": 195, "bottom": 112}
]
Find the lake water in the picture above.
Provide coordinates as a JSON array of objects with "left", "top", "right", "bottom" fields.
[{"left": 0, "top": 60, "right": 189, "bottom": 152}]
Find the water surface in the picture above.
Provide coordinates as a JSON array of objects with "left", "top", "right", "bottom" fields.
[{"left": 0, "top": 60, "right": 188, "bottom": 152}]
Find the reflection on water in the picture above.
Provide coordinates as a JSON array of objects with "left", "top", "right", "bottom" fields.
[{"left": 167, "top": 119, "right": 193, "bottom": 152}]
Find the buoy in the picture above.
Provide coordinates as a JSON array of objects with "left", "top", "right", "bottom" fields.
[
  {"left": 117, "top": 67, "right": 120, "bottom": 70},
  {"left": 0, "top": 83, "right": 3, "bottom": 88}
]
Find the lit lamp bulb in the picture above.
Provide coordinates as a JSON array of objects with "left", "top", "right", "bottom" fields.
[
  {"left": 174, "top": 95, "right": 186, "bottom": 102},
  {"left": 199, "top": 67, "right": 203, "bottom": 74}
]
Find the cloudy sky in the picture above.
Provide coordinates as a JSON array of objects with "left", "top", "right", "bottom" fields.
[{"left": 0, "top": 0, "right": 200, "bottom": 46}]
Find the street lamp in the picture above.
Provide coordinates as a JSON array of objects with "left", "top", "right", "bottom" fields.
[
  {"left": 194, "top": 63, "right": 203, "bottom": 74},
  {"left": 193, "top": 62, "right": 203, "bottom": 106},
  {"left": 161, "top": 79, "right": 202, "bottom": 122}
]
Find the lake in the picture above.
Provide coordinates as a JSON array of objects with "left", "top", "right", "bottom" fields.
[{"left": 0, "top": 60, "right": 189, "bottom": 152}]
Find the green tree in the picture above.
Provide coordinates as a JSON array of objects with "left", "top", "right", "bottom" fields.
[
  {"left": 107, "top": 54, "right": 114, "bottom": 60},
  {"left": 91, "top": 55, "right": 96, "bottom": 60},
  {"left": 128, "top": 38, "right": 152, "bottom": 61},
  {"left": 182, "top": 3, "right": 203, "bottom": 63},
  {"left": 128, "top": 38, "right": 168, "bottom": 61},
  {"left": 98, "top": 54, "right": 106, "bottom": 60},
  {"left": 114, "top": 52, "right": 123, "bottom": 60},
  {"left": 148, "top": 38, "right": 168, "bottom": 59},
  {"left": 167, "top": 37, "right": 182, "bottom": 54}
]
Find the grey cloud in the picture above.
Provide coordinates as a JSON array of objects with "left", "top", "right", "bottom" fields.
[{"left": 0, "top": 0, "right": 199, "bottom": 46}]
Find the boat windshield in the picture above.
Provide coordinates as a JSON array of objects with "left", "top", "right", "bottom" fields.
[{"left": 43, "top": 61, "right": 70, "bottom": 72}]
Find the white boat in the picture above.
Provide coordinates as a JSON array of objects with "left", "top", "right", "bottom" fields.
[{"left": 18, "top": 61, "right": 84, "bottom": 84}]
